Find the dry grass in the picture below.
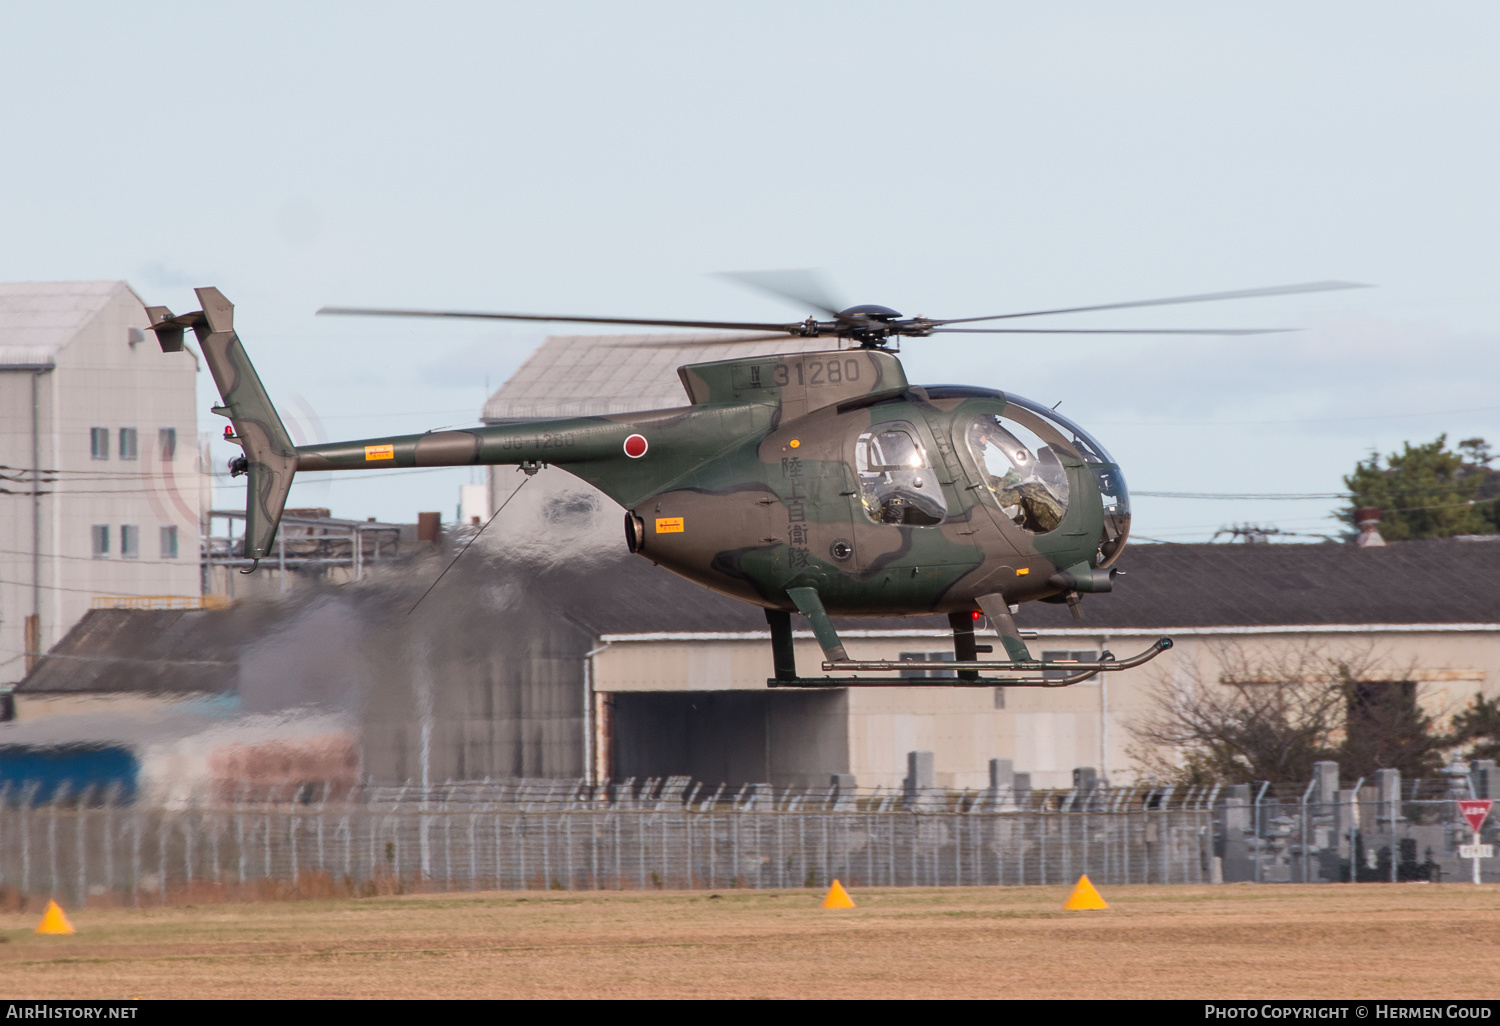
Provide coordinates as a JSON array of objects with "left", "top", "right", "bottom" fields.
[{"left": 1, "top": 884, "right": 1498, "bottom": 999}]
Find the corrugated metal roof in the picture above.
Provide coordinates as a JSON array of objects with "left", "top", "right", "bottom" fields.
[
  {"left": 482, "top": 332, "right": 824, "bottom": 421},
  {"left": 1013, "top": 537, "right": 1500, "bottom": 631},
  {"left": 556, "top": 538, "right": 1500, "bottom": 634},
  {"left": 0, "top": 281, "right": 132, "bottom": 368},
  {"left": 18, "top": 606, "right": 271, "bottom": 694}
]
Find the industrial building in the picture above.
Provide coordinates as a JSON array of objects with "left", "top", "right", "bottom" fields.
[{"left": 0, "top": 281, "right": 205, "bottom": 684}]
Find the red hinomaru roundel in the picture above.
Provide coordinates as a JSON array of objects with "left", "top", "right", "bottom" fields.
[{"left": 623, "top": 434, "right": 648, "bottom": 458}]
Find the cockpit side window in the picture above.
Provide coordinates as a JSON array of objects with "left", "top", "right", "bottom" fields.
[
  {"left": 966, "top": 414, "right": 1070, "bottom": 533},
  {"left": 854, "top": 423, "right": 947, "bottom": 526}
]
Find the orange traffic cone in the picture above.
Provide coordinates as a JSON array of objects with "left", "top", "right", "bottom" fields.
[
  {"left": 1062, "top": 874, "right": 1108, "bottom": 910},
  {"left": 822, "top": 879, "right": 856, "bottom": 908},
  {"left": 35, "top": 899, "right": 75, "bottom": 935}
]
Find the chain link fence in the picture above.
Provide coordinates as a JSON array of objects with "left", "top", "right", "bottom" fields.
[
  {"left": 0, "top": 777, "right": 1217, "bottom": 907},
  {"left": 1, "top": 774, "right": 1493, "bottom": 908}
]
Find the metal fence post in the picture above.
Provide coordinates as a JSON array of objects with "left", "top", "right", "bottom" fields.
[
  {"left": 103, "top": 796, "right": 115, "bottom": 896},
  {"left": 130, "top": 810, "right": 141, "bottom": 907},
  {"left": 159, "top": 812, "right": 169, "bottom": 905},
  {"left": 47, "top": 791, "right": 59, "bottom": 900},
  {"left": 289, "top": 815, "right": 299, "bottom": 889},
  {"left": 75, "top": 798, "right": 87, "bottom": 907},
  {"left": 183, "top": 811, "right": 195, "bottom": 892}
]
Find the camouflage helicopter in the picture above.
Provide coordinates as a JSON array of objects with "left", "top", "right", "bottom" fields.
[{"left": 146, "top": 279, "right": 1358, "bottom": 687}]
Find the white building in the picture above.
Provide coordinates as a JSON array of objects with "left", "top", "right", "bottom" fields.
[{"left": 0, "top": 281, "right": 204, "bottom": 686}]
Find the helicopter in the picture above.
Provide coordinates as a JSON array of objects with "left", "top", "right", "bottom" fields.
[{"left": 145, "top": 278, "right": 1360, "bottom": 687}]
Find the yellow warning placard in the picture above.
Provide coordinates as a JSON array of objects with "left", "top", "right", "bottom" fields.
[
  {"left": 1015, "top": 567, "right": 1030, "bottom": 576},
  {"left": 655, "top": 517, "right": 684, "bottom": 534},
  {"left": 364, "top": 444, "right": 395, "bottom": 461}
]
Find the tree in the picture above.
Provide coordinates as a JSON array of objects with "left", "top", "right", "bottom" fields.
[
  {"left": 1339, "top": 434, "right": 1498, "bottom": 540},
  {"left": 1458, "top": 438, "right": 1500, "bottom": 533},
  {"left": 1342, "top": 679, "right": 1448, "bottom": 780},
  {"left": 1130, "top": 641, "right": 1451, "bottom": 784},
  {"left": 1449, "top": 692, "right": 1500, "bottom": 762}
]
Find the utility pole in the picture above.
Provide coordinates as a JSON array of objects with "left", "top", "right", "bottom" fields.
[{"left": 25, "top": 369, "right": 42, "bottom": 672}]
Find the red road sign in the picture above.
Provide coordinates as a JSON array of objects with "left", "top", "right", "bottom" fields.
[{"left": 1458, "top": 799, "right": 1493, "bottom": 833}]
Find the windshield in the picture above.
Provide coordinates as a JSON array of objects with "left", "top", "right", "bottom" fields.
[
  {"left": 1002, "top": 394, "right": 1131, "bottom": 564},
  {"left": 855, "top": 423, "right": 947, "bottom": 526}
]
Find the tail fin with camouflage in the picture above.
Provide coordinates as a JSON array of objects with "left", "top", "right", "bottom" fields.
[{"left": 146, "top": 287, "right": 296, "bottom": 569}]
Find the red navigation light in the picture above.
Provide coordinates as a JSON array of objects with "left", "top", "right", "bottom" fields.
[
  {"left": 223, "top": 425, "right": 233, "bottom": 439},
  {"left": 971, "top": 610, "right": 982, "bottom": 621}
]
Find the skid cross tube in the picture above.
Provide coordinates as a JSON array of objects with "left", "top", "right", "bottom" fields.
[
  {"left": 768, "top": 637, "right": 1174, "bottom": 688},
  {"left": 770, "top": 670, "right": 1102, "bottom": 688}
]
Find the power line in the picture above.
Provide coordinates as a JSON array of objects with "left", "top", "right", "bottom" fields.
[
  {"left": 1134, "top": 491, "right": 1348, "bottom": 500},
  {"left": 1090, "top": 404, "right": 1500, "bottom": 428},
  {"left": 0, "top": 576, "right": 198, "bottom": 598}
]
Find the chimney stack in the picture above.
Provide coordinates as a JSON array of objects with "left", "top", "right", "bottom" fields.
[{"left": 1354, "top": 506, "right": 1386, "bottom": 547}]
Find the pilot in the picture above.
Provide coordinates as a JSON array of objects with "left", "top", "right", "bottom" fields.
[
  {"left": 969, "top": 419, "right": 1065, "bottom": 533},
  {"left": 996, "top": 472, "right": 1065, "bottom": 532}
]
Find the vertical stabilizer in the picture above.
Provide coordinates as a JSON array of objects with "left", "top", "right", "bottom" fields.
[{"left": 147, "top": 288, "right": 297, "bottom": 563}]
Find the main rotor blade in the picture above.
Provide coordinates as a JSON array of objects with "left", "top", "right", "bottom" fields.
[
  {"left": 930, "top": 327, "right": 1293, "bottom": 336},
  {"left": 601, "top": 332, "right": 815, "bottom": 350},
  {"left": 715, "top": 269, "right": 844, "bottom": 318},
  {"left": 934, "top": 281, "right": 1369, "bottom": 326},
  {"left": 318, "top": 306, "right": 804, "bottom": 334}
]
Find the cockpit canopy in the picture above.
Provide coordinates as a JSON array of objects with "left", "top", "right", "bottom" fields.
[{"left": 927, "top": 386, "right": 1131, "bottom": 565}]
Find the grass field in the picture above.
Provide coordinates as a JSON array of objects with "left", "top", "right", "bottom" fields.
[{"left": 1, "top": 884, "right": 1497, "bottom": 1000}]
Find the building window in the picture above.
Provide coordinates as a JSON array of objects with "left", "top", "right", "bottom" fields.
[
  {"left": 119, "top": 427, "right": 139, "bottom": 460},
  {"left": 899, "top": 650, "right": 956, "bottom": 679},
  {"left": 90, "top": 428, "right": 109, "bottom": 460},
  {"left": 92, "top": 525, "right": 110, "bottom": 558},
  {"left": 160, "top": 525, "right": 178, "bottom": 559},
  {"left": 159, "top": 428, "right": 177, "bottom": 460},
  {"left": 121, "top": 525, "right": 139, "bottom": 559},
  {"left": 1041, "top": 649, "right": 1098, "bottom": 680}
]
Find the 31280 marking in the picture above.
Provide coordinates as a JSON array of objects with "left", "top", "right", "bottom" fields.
[{"left": 773, "top": 358, "right": 860, "bottom": 387}]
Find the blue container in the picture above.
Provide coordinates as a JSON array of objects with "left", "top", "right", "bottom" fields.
[{"left": 0, "top": 744, "right": 139, "bottom": 804}]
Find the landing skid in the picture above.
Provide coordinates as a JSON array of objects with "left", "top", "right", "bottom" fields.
[
  {"left": 768, "top": 637, "right": 1173, "bottom": 688},
  {"left": 763, "top": 592, "right": 1173, "bottom": 689}
]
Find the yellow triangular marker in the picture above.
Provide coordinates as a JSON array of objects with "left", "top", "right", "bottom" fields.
[
  {"left": 36, "top": 900, "right": 75, "bottom": 935},
  {"left": 1062, "top": 874, "right": 1108, "bottom": 910},
  {"left": 822, "top": 879, "right": 856, "bottom": 909}
]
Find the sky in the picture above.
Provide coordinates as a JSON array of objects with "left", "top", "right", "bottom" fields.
[{"left": 2, "top": 2, "right": 1498, "bottom": 541}]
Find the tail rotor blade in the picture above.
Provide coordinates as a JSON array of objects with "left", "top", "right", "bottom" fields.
[{"left": 715, "top": 268, "right": 844, "bottom": 318}]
